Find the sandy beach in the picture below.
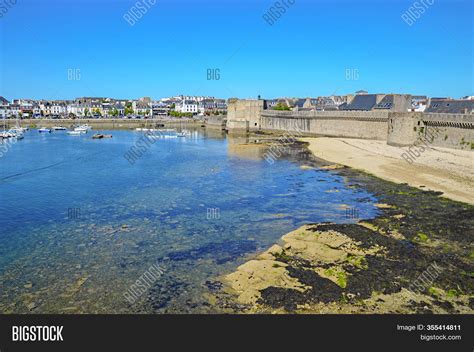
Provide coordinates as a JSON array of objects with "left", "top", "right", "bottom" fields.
[{"left": 301, "top": 137, "right": 474, "bottom": 205}]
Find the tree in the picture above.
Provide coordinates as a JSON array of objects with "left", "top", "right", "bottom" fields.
[
  {"left": 84, "top": 108, "right": 89, "bottom": 117},
  {"left": 274, "top": 102, "right": 291, "bottom": 111}
]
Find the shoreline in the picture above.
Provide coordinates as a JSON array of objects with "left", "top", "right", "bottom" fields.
[
  {"left": 301, "top": 137, "right": 474, "bottom": 205},
  {"left": 5, "top": 118, "right": 205, "bottom": 130},
  {"left": 215, "top": 137, "right": 474, "bottom": 314}
]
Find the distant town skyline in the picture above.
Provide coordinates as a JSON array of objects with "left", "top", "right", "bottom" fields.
[
  {"left": 1, "top": 91, "right": 474, "bottom": 102},
  {"left": 0, "top": 0, "right": 472, "bottom": 100}
]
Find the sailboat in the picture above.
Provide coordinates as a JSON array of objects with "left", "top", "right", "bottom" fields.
[{"left": 1, "top": 116, "right": 14, "bottom": 139}]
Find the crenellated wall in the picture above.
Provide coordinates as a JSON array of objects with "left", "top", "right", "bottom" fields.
[
  {"left": 226, "top": 99, "right": 474, "bottom": 151},
  {"left": 261, "top": 110, "right": 389, "bottom": 140}
]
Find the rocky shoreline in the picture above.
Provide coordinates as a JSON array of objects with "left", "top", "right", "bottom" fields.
[{"left": 213, "top": 138, "right": 474, "bottom": 314}]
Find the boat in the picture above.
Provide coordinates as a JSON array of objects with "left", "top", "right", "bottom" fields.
[
  {"left": 1, "top": 117, "right": 13, "bottom": 139},
  {"left": 92, "top": 133, "right": 113, "bottom": 139},
  {"left": 9, "top": 129, "right": 24, "bottom": 140},
  {"left": 177, "top": 132, "right": 186, "bottom": 137},
  {"left": 38, "top": 127, "right": 52, "bottom": 133},
  {"left": 0, "top": 131, "right": 14, "bottom": 139},
  {"left": 74, "top": 126, "right": 89, "bottom": 133},
  {"left": 73, "top": 124, "right": 92, "bottom": 133},
  {"left": 67, "top": 131, "right": 82, "bottom": 136},
  {"left": 13, "top": 126, "right": 28, "bottom": 133},
  {"left": 52, "top": 126, "right": 67, "bottom": 131}
]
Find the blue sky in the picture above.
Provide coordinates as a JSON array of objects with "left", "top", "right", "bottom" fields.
[{"left": 0, "top": 0, "right": 472, "bottom": 100}]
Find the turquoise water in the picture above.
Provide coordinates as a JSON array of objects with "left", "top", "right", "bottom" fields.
[{"left": 0, "top": 128, "right": 379, "bottom": 313}]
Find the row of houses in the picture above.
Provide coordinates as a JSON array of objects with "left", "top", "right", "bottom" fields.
[
  {"left": 264, "top": 92, "right": 474, "bottom": 114},
  {"left": 0, "top": 95, "right": 228, "bottom": 119}
]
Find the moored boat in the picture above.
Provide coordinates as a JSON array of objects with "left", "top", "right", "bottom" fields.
[
  {"left": 92, "top": 133, "right": 113, "bottom": 139},
  {"left": 38, "top": 127, "right": 52, "bottom": 133},
  {"left": 0, "top": 131, "right": 14, "bottom": 139},
  {"left": 8, "top": 128, "right": 24, "bottom": 138},
  {"left": 67, "top": 131, "right": 82, "bottom": 136},
  {"left": 52, "top": 126, "right": 67, "bottom": 131}
]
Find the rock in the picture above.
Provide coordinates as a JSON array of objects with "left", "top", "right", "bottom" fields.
[
  {"left": 320, "top": 164, "right": 345, "bottom": 170},
  {"left": 27, "top": 302, "right": 37, "bottom": 311},
  {"left": 223, "top": 259, "right": 308, "bottom": 305}
]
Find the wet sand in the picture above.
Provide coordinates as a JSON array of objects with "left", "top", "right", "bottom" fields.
[{"left": 301, "top": 137, "right": 474, "bottom": 205}]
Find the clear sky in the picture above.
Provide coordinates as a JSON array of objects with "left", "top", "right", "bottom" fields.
[{"left": 0, "top": 0, "right": 472, "bottom": 100}]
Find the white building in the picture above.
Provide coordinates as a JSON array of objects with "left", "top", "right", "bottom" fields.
[
  {"left": 177, "top": 100, "right": 198, "bottom": 114},
  {"left": 0, "top": 96, "right": 9, "bottom": 118},
  {"left": 132, "top": 101, "right": 152, "bottom": 116},
  {"left": 51, "top": 102, "right": 67, "bottom": 116},
  {"left": 9, "top": 104, "right": 20, "bottom": 117},
  {"left": 67, "top": 103, "right": 92, "bottom": 117},
  {"left": 410, "top": 96, "right": 428, "bottom": 112}
]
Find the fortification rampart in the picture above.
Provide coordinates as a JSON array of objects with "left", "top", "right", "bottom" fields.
[{"left": 226, "top": 100, "right": 474, "bottom": 151}]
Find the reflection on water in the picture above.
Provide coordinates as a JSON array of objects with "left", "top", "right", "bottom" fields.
[
  {"left": 227, "top": 135, "right": 268, "bottom": 161},
  {"left": 0, "top": 128, "right": 379, "bottom": 313}
]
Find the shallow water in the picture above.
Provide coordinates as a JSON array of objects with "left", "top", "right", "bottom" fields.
[{"left": 0, "top": 128, "right": 379, "bottom": 313}]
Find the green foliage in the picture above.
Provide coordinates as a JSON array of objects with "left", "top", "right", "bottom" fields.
[
  {"left": 346, "top": 255, "right": 368, "bottom": 270},
  {"left": 446, "top": 289, "right": 460, "bottom": 298},
  {"left": 169, "top": 111, "right": 193, "bottom": 118},
  {"left": 428, "top": 286, "right": 440, "bottom": 297},
  {"left": 273, "top": 102, "right": 291, "bottom": 111},
  {"left": 414, "top": 232, "right": 429, "bottom": 243},
  {"left": 324, "top": 267, "right": 347, "bottom": 288}
]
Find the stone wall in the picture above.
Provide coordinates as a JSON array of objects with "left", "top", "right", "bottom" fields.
[
  {"left": 226, "top": 99, "right": 474, "bottom": 151},
  {"left": 206, "top": 116, "right": 227, "bottom": 130},
  {"left": 387, "top": 113, "right": 422, "bottom": 146},
  {"left": 387, "top": 113, "right": 474, "bottom": 150},
  {"left": 261, "top": 110, "right": 389, "bottom": 140},
  {"left": 227, "top": 99, "right": 264, "bottom": 130},
  {"left": 421, "top": 113, "right": 474, "bottom": 150},
  {"left": 7, "top": 118, "right": 203, "bottom": 130}
]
